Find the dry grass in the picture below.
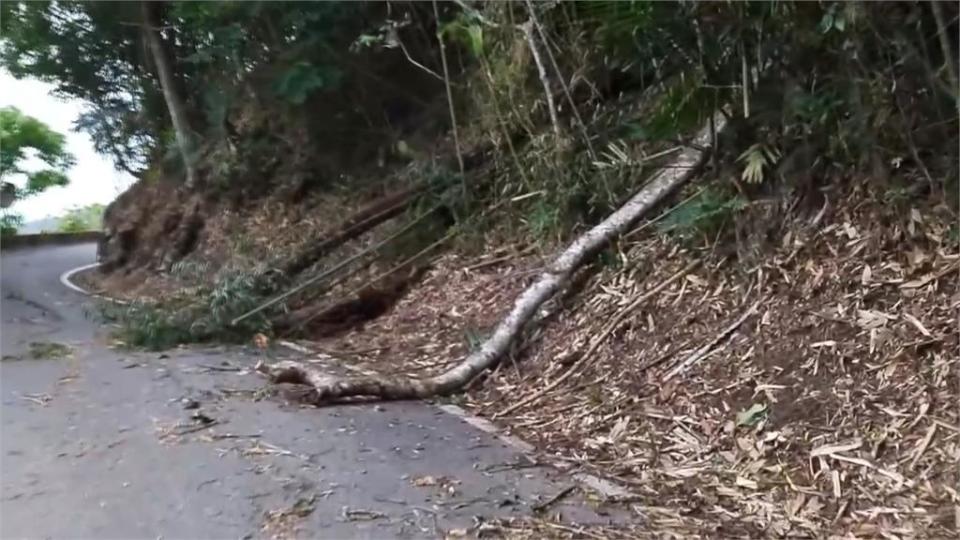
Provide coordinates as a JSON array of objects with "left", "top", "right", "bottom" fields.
[{"left": 309, "top": 183, "right": 959, "bottom": 537}]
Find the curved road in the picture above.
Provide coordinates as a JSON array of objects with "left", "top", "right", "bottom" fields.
[{"left": 1, "top": 243, "right": 610, "bottom": 539}]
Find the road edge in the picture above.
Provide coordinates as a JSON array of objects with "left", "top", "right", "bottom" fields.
[
  {"left": 276, "top": 339, "right": 635, "bottom": 500},
  {"left": 60, "top": 262, "right": 129, "bottom": 305},
  {"left": 57, "top": 263, "right": 635, "bottom": 501},
  {"left": 1, "top": 231, "right": 102, "bottom": 250}
]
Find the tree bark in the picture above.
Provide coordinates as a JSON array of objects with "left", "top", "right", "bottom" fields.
[
  {"left": 141, "top": 1, "right": 198, "bottom": 188},
  {"left": 258, "top": 110, "right": 728, "bottom": 404}
]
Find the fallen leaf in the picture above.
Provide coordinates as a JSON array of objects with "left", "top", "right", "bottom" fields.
[
  {"left": 736, "top": 476, "right": 758, "bottom": 489},
  {"left": 810, "top": 439, "right": 863, "bottom": 457},
  {"left": 609, "top": 415, "right": 631, "bottom": 443},
  {"left": 902, "top": 313, "right": 932, "bottom": 337},
  {"left": 857, "top": 309, "right": 894, "bottom": 330},
  {"left": 412, "top": 475, "right": 438, "bottom": 487}
]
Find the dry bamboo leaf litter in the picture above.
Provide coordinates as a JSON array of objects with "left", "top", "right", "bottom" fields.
[{"left": 296, "top": 187, "right": 956, "bottom": 537}]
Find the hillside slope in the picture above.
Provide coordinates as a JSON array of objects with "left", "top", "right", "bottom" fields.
[{"left": 48, "top": 1, "right": 959, "bottom": 536}]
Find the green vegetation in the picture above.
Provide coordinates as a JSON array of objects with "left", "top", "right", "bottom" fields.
[
  {"left": 1, "top": 0, "right": 954, "bottom": 345},
  {"left": 100, "top": 265, "right": 277, "bottom": 350},
  {"left": 57, "top": 204, "right": 105, "bottom": 233},
  {"left": 27, "top": 341, "right": 72, "bottom": 360},
  {"left": 0, "top": 107, "right": 75, "bottom": 235},
  {"left": 2, "top": 2, "right": 952, "bottom": 217}
]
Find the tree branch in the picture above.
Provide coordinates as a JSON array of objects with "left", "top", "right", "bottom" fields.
[
  {"left": 257, "top": 109, "right": 729, "bottom": 404},
  {"left": 433, "top": 0, "right": 465, "bottom": 177},
  {"left": 520, "top": 20, "right": 562, "bottom": 141}
]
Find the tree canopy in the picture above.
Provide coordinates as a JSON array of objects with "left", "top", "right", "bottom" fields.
[
  {"left": 0, "top": 106, "right": 75, "bottom": 235},
  {"left": 0, "top": 106, "right": 74, "bottom": 199},
  {"left": 0, "top": 1, "right": 955, "bottom": 200}
]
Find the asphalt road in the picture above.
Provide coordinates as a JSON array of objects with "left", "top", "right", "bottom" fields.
[{"left": 1, "top": 243, "right": 612, "bottom": 539}]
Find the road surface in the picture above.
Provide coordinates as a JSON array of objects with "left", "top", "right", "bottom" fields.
[{"left": 1, "top": 243, "right": 611, "bottom": 538}]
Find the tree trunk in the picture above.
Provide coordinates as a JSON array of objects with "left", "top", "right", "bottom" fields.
[
  {"left": 258, "top": 110, "right": 728, "bottom": 404},
  {"left": 141, "top": 1, "right": 198, "bottom": 188},
  {"left": 281, "top": 185, "right": 425, "bottom": 277},
  {"left": 521, "top": 19, "right": 561, "bottom": 141}
]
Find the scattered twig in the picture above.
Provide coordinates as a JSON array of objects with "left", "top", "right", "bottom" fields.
[
  {"left": 395, "top": 34, "right": 444, "bottom": 82},
  {"left": 175, "top": 420, "right": 220, "bottom": 436},
  {"left": 805, "top": 309, "right": 856, "bottom": 327},
  {"left": 663, "top": 299, "right": 761, "bottom": 381},
  {"left": 909, "top": 423, "right": 937, "bottom": 470},
  {"left": 233, "top": 204, "right": 444, "bottom": 325},
  {"left": 207, "top": 433, "right": 262, "bottom": 440},
  {"left": 18, "top": 393, "right": 52, "bottom": 406},
  {"left": 482, "top": 459, "right": 541, "bottom": 474},
  {"left": 496, "top": 260, "right": 700, "bottom": 418},
  {"left": 465, "top": 246, "right": 537, "bottom": 272},
  {"left": 311, "top": 345, "right": 389, "bottom": 357},
  {"left": 532, "top": 485, "right": 577, "bottom": 513},
  {"left": 341, "top": 507, "right": 387, "bottom": 521},
  {"left": 198, "top": 363, "right": 242, "bottom": 372}
]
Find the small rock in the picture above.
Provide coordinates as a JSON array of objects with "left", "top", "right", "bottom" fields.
[
  {"left": 191, "top": 411, "right": 215, "bottom": 424},
  {"left": 181, "top": 399, "right": 200, "bottom": 410}
]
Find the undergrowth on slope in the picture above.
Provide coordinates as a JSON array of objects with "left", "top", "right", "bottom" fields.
[
  {"left": 76, "top": 0, "right": 959, "bottom": 352},
  {"left": 99, "top": 265, "right": 281, "bottom": 350}
]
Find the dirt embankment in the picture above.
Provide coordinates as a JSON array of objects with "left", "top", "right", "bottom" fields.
[{"left": 294, "top": 183, "right": 959, "bottom": 537}]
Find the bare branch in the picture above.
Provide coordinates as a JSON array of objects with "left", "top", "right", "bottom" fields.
[
  {"left": 433, "top": 0, "right": 465, "bottom": 176},
  {"left": 520, "top": 20, "right": 562, "bottom": 141}
]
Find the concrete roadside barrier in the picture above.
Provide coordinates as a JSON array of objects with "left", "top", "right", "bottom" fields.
[{"left": 0, "top": 231, "right": 102, "bottom": 251}]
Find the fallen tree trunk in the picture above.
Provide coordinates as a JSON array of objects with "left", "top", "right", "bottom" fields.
[
  {"left": 279, "top": 142, "right": 504, "bottom": 280},
  {"left": 281, "top": 185, "right": 425, "bottom": 277},
  {"left": 258, "top": 110, "right": 728, "bottom": 403}
]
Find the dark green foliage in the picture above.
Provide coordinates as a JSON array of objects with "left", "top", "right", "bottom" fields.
[
  {"left": 0, "top": 106, "right": 75, "bottom": 235},
  {"left": 1, "top": 214, "right": 23, "bottom": 237},
  {"left": 2, "top": 0, "right": 955, "bottom": 287},
  {"left": 1, "top": 2, "right": 161, "bottom": 175},
  {"left": 0, "top": 1, "right": 420, "bottom": 183},
  {"left": 657, "top": 188, "right": 746, "bottom": 240},
  {"left": 0, "top": 107, "right": 74, "bottom": 194},
  {"left": 273, "top": 62, "right": 342, "bottom": 105}
]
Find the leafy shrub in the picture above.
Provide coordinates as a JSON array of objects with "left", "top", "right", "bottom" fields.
[
  {"left": 102, "top": 265, "right": 280, "bottom": 350},
  {"left": 657, "top": 187, "right": 746, "bottom": 240},
  {"left": 1, "top": 212, "right": 23, "bottom": 236},
  {"left": 273, "top": 62, "right": 342, "bottom": 105},
  {"left": 57, "top": 203, "right": 105, "bottom": 232}
]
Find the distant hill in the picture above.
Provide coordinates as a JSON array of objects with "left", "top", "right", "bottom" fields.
[
  {"left": 20, "top": 216, "right": 62, "bottom": 234},
  {"left": 17, "top": 203, "right": 104, "bottom": 234}
]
